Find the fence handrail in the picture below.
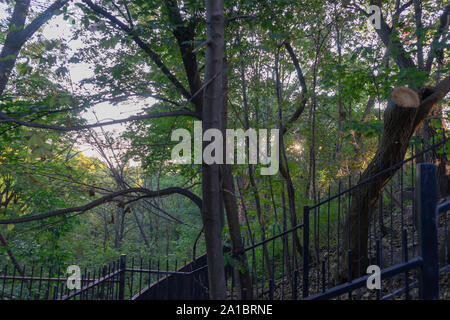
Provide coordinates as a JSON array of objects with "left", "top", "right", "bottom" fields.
[
  {"left": 60, "top": 268, "right": 122, "bottom": 300},
  {"left": 244, "top": 223, "right": 304, "bottom": 252},
  {"left": 305, "top": 257, "right": 424, "bottom": 300},
  {"left": 239, "top": 139, "right": 449, "bottom": 257},
  {"left": 125, "top": 268, "right": 191, "bottom": 275},
  {"left": 309, "top": 137, "right": 448, "bottom": 210},
  {"left": 437, "top": 200, "right": 450, "bottom": 214},
  {"left": 0, "top": 275, "right": 117, "bottom": 282},
  {"left": 303, "top": 162, "right": 445, "bottom": 300}
]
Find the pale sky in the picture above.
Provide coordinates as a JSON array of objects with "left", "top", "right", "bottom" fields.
[{"left": 37, "top": 5, "right": 149, "bottom": 161}]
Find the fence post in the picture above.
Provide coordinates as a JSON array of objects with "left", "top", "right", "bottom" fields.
[
  {"left": 118, "top": 254, "right": 126, "bottom": 300},
  {"left": 415, "top": 163, "right": 439, "bottom": 300},
  {"left": 302, "top": 205, "right": 310, "bottom": 298}
]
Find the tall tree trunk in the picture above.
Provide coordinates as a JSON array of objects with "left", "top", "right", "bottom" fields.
[
  {"left": 131, "top": 205, "right": 150, "bottom": 248},
  {"left": 238, "top": 40, "right": 273, "bottom": 279},
  {"left": 114, "top": 207, "right": 122, "bottom": 249},
  {"left": 236, "top": 174, "right": 254, "bottom": 245},
  {"left": 335, "top": 21, "right": 344, "bottom": 158},
  {"left": 0, "top": 0, "right": 31, "bottom": 95},
  {"left": 220, "top": 58, "right": 252, "bottom": 298},
  {"left": 417, "top": 63, "right": 449, "bottom": 198},
  {"left": 247, "top": 166, "right": 274, "bottom": 279},
  {"left": 275, "top": 50, "right": 303, "bottom": 261},
  {"left": 202, "top": 0, "right": 227, "bottom": 299},
  {"left": 0, "top": 0, "right": 67, "bottom": 95}
]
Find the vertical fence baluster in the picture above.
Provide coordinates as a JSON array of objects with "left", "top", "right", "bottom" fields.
[
  {"left": 90, "top": 268, "right": 96, "bottom": 300},
  {"left": 402, "top": 230, "right": 409, "bottom": 300},
  {"left": 261, "top": 231, "right": 265, "bottom": 299},
  {"left": 302, "top": 206, "right": 309, "bottom": 298},
  {"left": 1, "top": 265, "right": 7, "bottom": 299},
  {"left": 157, "top": 259, "right": 160, "bottom": 299},
  {"left": 337, "top": 180, "right": 341, "bottom": 286},
  {"left": 139, "top": 257, "right": 143, "bottom": 297},
  {"left": 416, "top": 163, "right": 439, "bottom": 300},
  {"left": 292, "top": 269, "right": 298, "bottom": 300},
  {"left": 36, "top": 266, "right": 43, "bottom": 300},
  {"left": 166, "top": 258, "right": 169, "bottom": 300},
  {"left": 376, "top": 239, "right": 381, "bottom": 300},
  {"left": 272, "top": 225, "right": 275, "bottom": 287},
  {"left": 269, "top": 278, "right": 274, "bottom": 300},
  {"left": 359, "top": 172, "right": 363, "bottom": 278},
  {"left": 327, "top": 187, "right": 331, "bottom": 289},
  {"left": 129, "top": 258, "right": 134, "bottom": 300},
  {"left": 100, "top": 266, "right": 106, "bottom": 300},
  {"left": 347, "top": 250, "right": 352, "bottom": 300},
  {"left": 321, "top": 259, "right": 326, "bottom": 293},
  {"left": 316, "top": 197, "right": 320, "bottom": 293},
  {"left": 19, "top": 265, "right": 25, "bottom": 299},
  {"left": 148, "top": 258, "right": 152, "bottom": 291},
  {"left": 28, "top": 264, "right": 34, "bottom": 299},
  {"left": 10, "top": 266, "right": 16, "bottom": 299}
]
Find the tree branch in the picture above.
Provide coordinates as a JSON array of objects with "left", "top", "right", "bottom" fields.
[
  {"left": 282, "top": 42, "right": 309, "bottom": 135},
  {"left": 0, "top": 0, "right": 69, "bottom": 94},
  {"left": 163, "top": 0, "right": 203, "bottom": 112},
  {"left": 353, "top": 1, "right": 416, "bottom": 71},
  {"left": 425, "top": 3, "right": 450, "bottom": 72},
  {"left": 21, "top": 0, "right": 68, "bottom": 41},
  {"left": 413, "top": 74, "right": 450, "bottom": 129},
  {"left": 0, "top": 109, "right": 199, "bottom": 131},
  {"left": 81, "top": 0, "right": 193, "bottom": 104},
  {"left": 413, "top": 0, "right": 424, "bottom": 70},
  {"left": 0, "top": 187, "right": 202, "bottom": 225}
]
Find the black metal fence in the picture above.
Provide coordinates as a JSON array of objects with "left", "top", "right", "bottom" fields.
[
  {"left": 0, "top": 137, "right": 448, "bottom": 300},
  {"left": 224, "top": 137, "right": 448, "bottom": 300},
  {"left": 0, "top": 254, "right": 211, "bottom": 300}
]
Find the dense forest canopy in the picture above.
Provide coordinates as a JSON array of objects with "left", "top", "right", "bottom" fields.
[{"left": 0, "top": 0, "right": 448, "bottom": 299}]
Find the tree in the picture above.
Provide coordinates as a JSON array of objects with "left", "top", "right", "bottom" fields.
[
  {"left": 342, "top": 1, "right": 450, "bottom": 278},
  {"left": 0, "top": 0, "right": 250, "bottom": 299}
]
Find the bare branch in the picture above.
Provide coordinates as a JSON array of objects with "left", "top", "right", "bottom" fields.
[
  {"left": 0, "top": 1, "right": 68, "bottom": 94},
  {"left": 163, "top": 0, "right": 204, "bottom": 112},
  {"left": 192, "top": 40, "right": 210, "bottom": 54},
  {"left": 21, "top": 0, "right": 68, "bottom": 41},
  {"left": 393, "top": 0, "right": 413, "bottom": 25},
  {"left": 425, "top": 3, "right": 450, "bottom": 72},
  {"left": 413, "top": 74, "right": 450, "bottom": 129},
  {"left": 0, "top": 187, "right": 202, "bottom": 225},
  {"left": 81, "top": 0, "right": 193, "bottom": 104},
  {"left": 0, "top": 109, "right": 199, "bottom": 131},
  {"left": 225, "top": 15, "right": 257, "bottom": 24},
  {"left": 413, "top": 0, "right": 424, "bottom": 69},
  {"left": 282, "top": 42, "right": 309, "bottom": 135},
  {"left": 352, "top": 1, "right": 416, "bottom": 71}
]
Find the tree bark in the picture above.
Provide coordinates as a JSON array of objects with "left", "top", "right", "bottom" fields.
[
  {"left": 132, "top": 205, "right": 150, "bottom": 248},
  {"left": 238, "top": 39, "right": 273, "bottom": 279},
  {"left": 0, "top": 0, "right": 31, "bottom": 94},
  {"left": 0, "top": 0, "right": 68, "bottom": 95},
  {"left": 220, "top": 59, "right": 252, "bottom": 298},
  {"left": 202, "top": 0, "right": 227, "bottom": 300},
  {"left": 275, "top": 49, "right": 304, "bottom": 261}
]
